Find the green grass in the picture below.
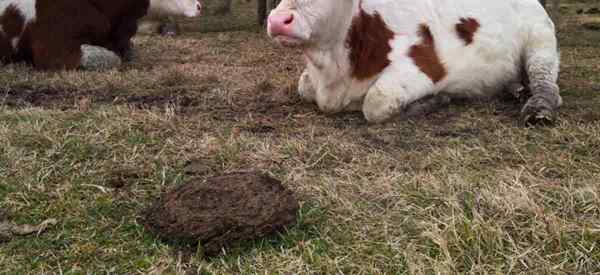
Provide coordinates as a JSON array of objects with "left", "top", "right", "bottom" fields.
[{"left": 1, "top": 0, "right": 600, "bottom": 274}]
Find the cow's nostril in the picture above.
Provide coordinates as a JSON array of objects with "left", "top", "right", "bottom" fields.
[
  {"left": 197, "top": 3, "right": 202, "bottom": 10},
  {"left": 284, "top": 14, "right": 294, "bottom": 25}
]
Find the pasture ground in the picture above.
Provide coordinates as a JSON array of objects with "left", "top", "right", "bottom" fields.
[{"left": 1, "top": 0, "right": 599, "bottom": 273}]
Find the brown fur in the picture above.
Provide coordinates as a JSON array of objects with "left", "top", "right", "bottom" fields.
[
  {"left": 455, "top": 17, "right": 480, "bottom": 45},
  {"left": 346, "top": 8, "right": 395, "bottom": 81},
  {"left": 409, "top": 24, "right": 447, "bottom": 84},
  {"left": 0, "top": 5, "right": 25, "bottom": 62},
  {"left": 0, "top": 0, "right": 149, "bottom": 70}
]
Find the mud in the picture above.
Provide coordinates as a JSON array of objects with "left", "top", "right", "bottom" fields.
[
  {"left": 584, "top": 7, "right": 600, "bottom": 15},
  {"left": 583, "top": 22, "right": 600, "bottom": 31},
  {"left": 105, "top": 167, "right": 152, "bottom": 189},
  {"left": 141, "top": 172, "right": 298, "bottom": 256},
  {"left": 0, "top": 80, "right": 316, "bottom": 126},
  {"left": 0, "top": 87, "right": 200, "bottom": 111}
]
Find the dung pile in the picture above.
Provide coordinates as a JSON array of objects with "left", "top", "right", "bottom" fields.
[{"left": 142, "top": 172, "right": 298, "bottom": 255}]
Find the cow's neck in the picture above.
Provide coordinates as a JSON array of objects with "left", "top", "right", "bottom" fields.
[{"left": 302, "top": 1, "right": 360, "bottom": 80}]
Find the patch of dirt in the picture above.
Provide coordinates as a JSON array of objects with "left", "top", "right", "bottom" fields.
[
  {"left": 433, "top": 127, "right": 481, "bottom": 138},
  {"left": 0, "top": 87, "right": 201, "bottom": 111},
  {"left": 202, "top": 83, "right": 314, "bottom": 123},
  {"left": 141, "top": 172, "right": 299, "bottom": 256},
  {"left": 183, "top": 158, "right": 216, "bottom": 177},
  {"left": 583, "top": 22, "right": 600, "bottom": 31},
  {"left": 0, "top": 79, "right": 315, "bottom": 124},
  {"left": 105, "top": 167, "right": 153, "bottom": 189},
  {"left": 584, "top": 7, "right": 600, "bottom": 15}
]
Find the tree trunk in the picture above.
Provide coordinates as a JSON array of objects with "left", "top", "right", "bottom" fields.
[
  {"left": 257, "top": 0, "right": 267, "bottom": 26},
  {"left": 214, "top": 0, "right": 233, "bottom": 15}
]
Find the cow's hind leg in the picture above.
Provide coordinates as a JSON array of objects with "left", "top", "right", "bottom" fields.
[
  {"left": 29, "top": 37, "right": 83, "bottom": 70},
  {"left": 521, "top": 22, "right": 562, "bottom": 125}
]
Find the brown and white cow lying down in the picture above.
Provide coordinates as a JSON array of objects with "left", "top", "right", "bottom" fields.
[
  {"left": 0, "top": 0, "right": 201, "bottom": 70},
  {"left": 267, "top": 0, "right": 562, "bottom": 124}
]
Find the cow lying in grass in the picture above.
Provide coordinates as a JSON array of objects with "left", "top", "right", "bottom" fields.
[
  {"left": 267, "top": 0, "right": 562, "bottom": 124},
  {"left": 0, "top": 0, "right": 201, "bottom": 70},
  {"left": 139, "top": 0, "right": 202, "bottom": 36}
]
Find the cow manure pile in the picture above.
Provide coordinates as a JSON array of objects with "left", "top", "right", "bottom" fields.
[{"left": 141, "top": 172, "right": 299, "bottom": 256}]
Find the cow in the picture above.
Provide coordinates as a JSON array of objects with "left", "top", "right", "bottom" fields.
[
  {"left": 147, "top": 0, "right": 201, "bottom": 18},
  {"left": 267, "top": 0, "right": 562, "bottom": 125},
  {"left": 139, "top": 0, "right": 202, "bottom": 36},
  {"left": 0, "top": 0, "right": 151, "bottom": 70}
]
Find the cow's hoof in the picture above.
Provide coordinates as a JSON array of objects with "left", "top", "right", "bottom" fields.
[
  {"left": 80, "top": 45, "right": 122, "bottom": 71},
  {"left": 521, "top": 96, "right": 556, "bottom": 126}
]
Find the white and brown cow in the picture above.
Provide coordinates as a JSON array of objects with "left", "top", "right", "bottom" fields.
[
  {"left": 0, "top": 0, "right": 152, "bottom": 70},
  {"left": 139, "top": 0, "right": 202, "bottom": 36},
  {"left": 267, "top": 0, "right": 562, "bottom": 124},
  {"left": 147, "top": 0, "right": 202, "bottom": 17}
]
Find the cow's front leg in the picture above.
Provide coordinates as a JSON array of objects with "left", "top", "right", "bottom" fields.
[
  {"left": 314, "top": 81, "right": 353, "bottom": 114},
  {"left": 107, "top": 19, "right": 140, "bottom": 61},
  {"left": 363, "top": 71, "right": 434, "bottom": 123}
]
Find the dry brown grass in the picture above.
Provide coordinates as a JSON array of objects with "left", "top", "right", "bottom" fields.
[{"left": 1, "top": 0, "right": 600, "bottom": 274}]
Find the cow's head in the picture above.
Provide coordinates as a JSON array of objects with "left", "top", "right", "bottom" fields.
[
  {"left": 267, "top": 0, "right": 355, "bottom": 48},
  {"left": 149, "top": 0, "right": 202, "bottom": 17}
]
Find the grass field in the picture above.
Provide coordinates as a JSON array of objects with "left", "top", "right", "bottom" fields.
[{"left": 1, "top": 0, "right": 599, "bottom": 274}]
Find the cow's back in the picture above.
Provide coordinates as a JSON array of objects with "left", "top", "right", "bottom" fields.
[
  {"left": 366, "top": 0, "right": 554, "bottom": 96},
  {"left": 87, "top": 0, "right": 149, "bottom": 24}
]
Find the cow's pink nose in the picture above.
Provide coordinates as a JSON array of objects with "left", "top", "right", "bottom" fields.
[
  {"left": 268, "top": 13, "right": 294, "bottom": 36},
  {"left": 197, "top": 3, "right": 202, "bottom": 11}
]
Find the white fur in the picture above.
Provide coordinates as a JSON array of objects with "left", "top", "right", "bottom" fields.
[
  {"left": 148, "top": 0, "right": 201, "bottom": 18},
  {"left": 270, "top": 0, "right": 560, "bottom": 123},
  {"left": 0, "top": 0, "right": 36, "bottom": 21}
]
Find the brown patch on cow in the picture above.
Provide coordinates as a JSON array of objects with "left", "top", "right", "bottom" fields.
[
  {"left": 0, "top": 4, "right": 25, "bottom": 62},
  {"left": 409, "top": 24, "right": 447, "bottom": 84},
  {"left": 0, "top": 31, "right": 13, "bottom": 62},
  {"left": 346, "top": 8, "right": 395, "bottom": 81},
  {"left": 455, "top": 17, "right": 480, "bottom": 45}
]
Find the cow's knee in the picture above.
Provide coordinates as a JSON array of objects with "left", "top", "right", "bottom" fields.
[{"left": 363, "top": 85, "right": 403, "bottom": 123}]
